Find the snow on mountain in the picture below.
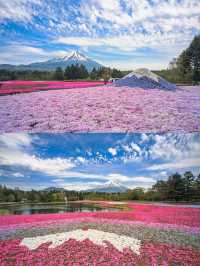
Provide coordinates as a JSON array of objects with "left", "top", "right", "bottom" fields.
[
  {"left": 114, "top": 68, "right": 176, "bottom": 90},
  {"left": 85, "top": 181, "right": 128, "bottom": 193},
  {"left": 0, "top": 51, "right": 103, "bottom": 72},
  {"left": 66, "top": 51, "right": 88, "bottom": 61}
]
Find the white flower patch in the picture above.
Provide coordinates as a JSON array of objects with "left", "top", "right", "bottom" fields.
[{"left": 20, "top": 229, "right": 141, "bottom": 255}]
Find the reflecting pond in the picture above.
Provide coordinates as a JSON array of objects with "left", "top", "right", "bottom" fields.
[{"left": 0, "top": 202, "right": 121, "bottom": 215}]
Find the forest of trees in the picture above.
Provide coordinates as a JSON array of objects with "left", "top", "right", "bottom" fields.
[
  {"left": 0, "top": 65, "right": 124, "bottom": 82},
  {"left": 156, "top": 35, "right": 200, "bottom": 84},
  {"left": 0, "top": 171, "right": 199, "bottom": 203}
]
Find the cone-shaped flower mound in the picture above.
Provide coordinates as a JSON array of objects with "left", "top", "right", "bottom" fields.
[{"left": 114, "top": 68, "right": 177, "bottom": 90}]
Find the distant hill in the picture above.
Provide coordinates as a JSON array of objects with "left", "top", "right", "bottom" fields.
[
  {"left": 0, "top": 51, "right": 103, "bottom": 72},
  {"left": 85, "top": 181, "right": 128, "bottom": 193},
  {"left": 43, "top": 187, "right": 66, "bottom": 192}
]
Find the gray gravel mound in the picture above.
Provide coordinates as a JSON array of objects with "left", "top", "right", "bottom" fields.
[{"left": 114, "top": 68, "right": 177, "bottom": 90}]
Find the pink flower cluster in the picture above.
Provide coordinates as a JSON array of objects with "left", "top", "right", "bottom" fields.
[
  {"left": 0, "top": 237, "right": 199, "bottom": 266},
  {"left": 0, "top": 85, "right": 200, "bottom": 132},
  {"left": 0, "top": 80, "right": 106, "bottom": 95}
]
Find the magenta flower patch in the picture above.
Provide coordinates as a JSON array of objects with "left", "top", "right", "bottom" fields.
[{"left": 0, "top": 80, "right": 106, "bottom": 95}]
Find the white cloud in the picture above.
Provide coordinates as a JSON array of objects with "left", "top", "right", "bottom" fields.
[
  {"left": 122, "top": 145, "right": 132, "bottom": 153},
  {"left": 107, "top": 173, "right": 129, "bottom": 182},
  {"left": 130, "top": 176, "right": 155, "bottom": 183},
  {"left": 127, "top": 176, "right": 156, "bottom": 189},
  {"left": 63, "top": 182, "right": 103, "bottom": 191},
  {"left": 12, "top": 172, "right": 24, "bottom": 177},
  {"left": 149, "top": 134, "right": 200, "bottom": 161},
  {"left": 0, "top": 134, "right": 75, "bottom": 177},
  {"left": 0, "top": 0, "right": 42, "bottom": 22},
  {"left": 76, "top": 157, "right": 86, "bottom": 163},
  {"left": 0, "top": 44, "right": 69, "bottom": 65},
  {"left": 0, "top": 151, "right": 74, "bottom": 176},
  {"left": 147, "top": 134, "right": 200, "bottom": 172},
  {"left": 130, "top": 143, "right": 141, "bottom": 153},
  {"left": 149, "top": 158, "right": 200, "bottom": 171},
  {"left": 0, "top": 133, "right": 32, "bottom": 148},
  {"left": 108, "top": 147, "right": 117, "bottom": 156},
  {"left": 140, "top": 133, "right": 149, "bottom": 143}
]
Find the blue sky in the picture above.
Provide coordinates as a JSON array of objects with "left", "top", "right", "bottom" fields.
[
  {"left": 0, "top": 133, "right": 199, "bottom": 190},
  {"left": 0, "top": 0, "right": 199, "bottom": 70}
]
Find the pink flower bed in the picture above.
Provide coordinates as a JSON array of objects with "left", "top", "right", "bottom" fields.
[
  {"left": 93, "top": 203, "right": 200, "bottom": 227},
  {"left": 1, "top": 203, "right": 199, "bottom": 230},
  {"left": 0, "top": 238, "right": 199, "bottom": 266},
  {"left": 0, "top": 80, "right": 106, "bottom": 95},
  {"left": 0, "top": 203, "right": 199, "bottom": 265},
  {"left": 0, "top": 85, "right": 200, "bottom": 132}
]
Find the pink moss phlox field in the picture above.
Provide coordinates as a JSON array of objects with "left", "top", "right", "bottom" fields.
[
  {"left": 93, "top": 203, "right": 200, "bottom": 227},
  {"left": 0, "top": 238, "right": 200, "bottom": 266},
  {"left": 0, "top": 203, "right": 199, "bottom": 232},
  {"left": 0, "top": 80, "right": 106, "bottom": 95},
  {"left": 0, "top": 85, "right": 200, "bottom": 132},
  {"left": 0, "top": 212, "right": 94, "bottom": 227}
]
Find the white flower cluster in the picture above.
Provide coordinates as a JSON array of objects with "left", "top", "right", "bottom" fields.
[{"left": 20, "top": 229, "right": 141, "bottom": 254}]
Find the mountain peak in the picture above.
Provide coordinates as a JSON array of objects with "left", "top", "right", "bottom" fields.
[
  {"left": 0, "top": 50, "right": 103, "bottom": 72},
  {"left": 86, "top": 180, "right": 128, "bottom": 193},
  {"left": 104, "top": 180, "right": 122, "bottom": 187},
  {"left": 66, "top": 50, "right": 88, "bottom": 61}
]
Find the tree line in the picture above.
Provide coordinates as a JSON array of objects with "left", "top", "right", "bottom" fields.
[
  {"left": 0, "top": 171, "right": 199, "bottom": 203},
  {"left": 155, "top": 35, "right": 200, "bottom": 84},
  {"left": 0, "top": 66, "right": 125, "bottom": 82}
]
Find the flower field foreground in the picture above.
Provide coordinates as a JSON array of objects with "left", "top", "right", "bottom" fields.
[
  {"left": 0, "top": 80, "right": 106, "bottom": 95},
  {"left": 0, "top": 203, "right": 200, "bottom": 265},
  {"left": 0, "top": 85, "right": 200, "bottom": 133}
]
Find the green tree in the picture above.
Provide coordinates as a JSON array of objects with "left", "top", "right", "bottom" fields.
[
  {"left": 79, "top": 64, "right": 89, "bottom": 79},
  {"left": 177, "top": 35, "right": 200, "bottom": 84},
  {"left": 183, "top": 171, "right": 195, "bottom": 201},
  {"left": 54, "top": 67, "right": 64, "bottom": 80},
  {"left": 99, "top": 67, "right": 112, "bottom": 83},
  {"left": 112, "top": 68, "right": 123, "bottom": 78},
  {"left": 167, "top": 173, "right": 185, "bottom": 201},
  {"left": 90, "top": 67, "right": 98, "bottom": 80},
  {"left": 7, "top": 194, "right": 16, "bottom": 202}
]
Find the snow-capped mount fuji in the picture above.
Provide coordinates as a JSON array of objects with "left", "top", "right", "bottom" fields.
[
  {"left": 85, "top": 181, "right": 128, "bottom": 193},
  {"left": 0, "top": 51, "right": 103, "bottom": 72},
  {"left": 47, "top": 51, "right": 90, "bottom": 64}
]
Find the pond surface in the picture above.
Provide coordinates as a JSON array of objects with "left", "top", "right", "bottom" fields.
[{"left": 0, "top": 202, "right": 120, "bottom": 215}]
